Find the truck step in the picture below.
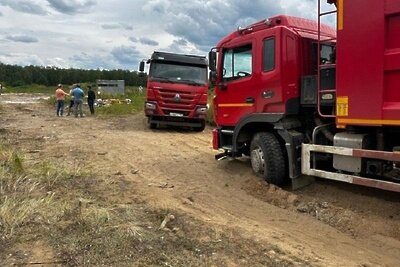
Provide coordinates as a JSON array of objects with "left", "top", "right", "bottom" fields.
[
  {"left": 222, "top": 145, "right": 233, "bottom": 151},
  {"left": 221, "top": 129, "right": 234, "bottom": 135}
]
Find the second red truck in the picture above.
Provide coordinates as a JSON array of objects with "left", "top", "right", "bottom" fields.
[{"left": 140, "top": 51, "right": 208, "bottom": 131}]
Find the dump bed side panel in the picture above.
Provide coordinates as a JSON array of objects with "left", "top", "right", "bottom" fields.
[
  {"left": 383, "top": 1, "right": 400, "bottom": 120},
  {"left": 336, "top": 0, "right": 400, "bottom": 126}
]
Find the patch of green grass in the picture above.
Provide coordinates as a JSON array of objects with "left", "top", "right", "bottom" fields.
[
  {"left": 0, "top": 145, "right": 82, "bottom": 239},
  {"left": 45, "top": 86, "right": 146, "bottom": 116},
  {"left": 0, "top": 148, "right": 24, "bottom": 175},
  {"left": 11, "top": 152, "right": 24, "bottom": 175},
  {"left": 96, "top": 87, "right": 146, "bottom": 116},
  {"left": 0, "top": 194, "right": 57, "bottom": 238},
  {"left": 31, "top": 161, "right": 79, "bottom": 190},
  {"left": 96, "top": 102, "right": 143, "bottom": 116},
  {"left": 5, "top": 84, "right": 55, "bottom": 94}
]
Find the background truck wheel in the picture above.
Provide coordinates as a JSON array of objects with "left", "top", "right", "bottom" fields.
[
  {"left": 193, "top": 121, "right": 206, "bottom": 132},
  {"left": 149, "top": 122, "right": 157, "bottom": 129},
  {"left": 250, "top": 132, "right": 286, "bottom": 186}
]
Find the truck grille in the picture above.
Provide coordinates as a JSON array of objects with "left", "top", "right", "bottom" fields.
[{"left": 156, "top": 89, "right": 198, "bottom": 109}]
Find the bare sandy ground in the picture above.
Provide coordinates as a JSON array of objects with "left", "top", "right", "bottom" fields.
[{"left": 1, "top": 94, "right": 399, "bottom": 266}]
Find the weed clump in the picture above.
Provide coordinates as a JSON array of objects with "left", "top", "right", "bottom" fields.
[{"left": 0, "top": 147, "right": 68, "bottom": 240}]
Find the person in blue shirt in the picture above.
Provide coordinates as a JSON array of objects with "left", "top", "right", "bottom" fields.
[{"left": 71, "top": 84, "right": 85, "bottom": 117}]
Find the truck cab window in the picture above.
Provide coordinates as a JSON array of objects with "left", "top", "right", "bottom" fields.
[
  {"left": 263, "top": 38, "right": 275, "bottom": 71},
  {"left": 312, "top": 43, "right": 335, "bottom": 69},
  {"left": 222, "top": 44, "right": 252, "bottom": 82},
  {"left": 311, "top": 43, "right": 336, "bottom": 72},
  {"left": 321, "top": 45, "right": 334, "bottom": 64}
]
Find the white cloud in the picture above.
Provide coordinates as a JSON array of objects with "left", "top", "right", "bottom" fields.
[
  {"left": 47, "top": 0, "right": 97, "bottom": 15},
  {"left": 101, "top": 23, "right": 121, "bottom": 30},
  {"left": 0, "top": 0, "right": 47, "bottom": 15},
  {"left": 0, "top": 0, "right": 333, "bottom": 69},
  {"left": 70, "top": 52, "right": 112, "bottom": 69},
  {"left": 110, "top": 45, "right": 143, "bottom": 67},
  {"left": 0, "top": 53, "right": 46, "bottom": 66},
  {"left": 7, "top": 35, "right": 39, "bottom": 43}
]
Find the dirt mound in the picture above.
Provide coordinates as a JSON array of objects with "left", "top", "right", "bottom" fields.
[{"left": 243, "top": 178, "right": 400, "bottom": 241}]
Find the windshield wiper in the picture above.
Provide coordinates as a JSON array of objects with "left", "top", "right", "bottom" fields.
[
  {"left": 152, "top": 77, "right": 205, "bottom": 86},
  {"left": 151, "top": 77, "right": 175, "bottom": 83},
  {"left": 176, "top": 79, "right": 205, "bottom": 86}
]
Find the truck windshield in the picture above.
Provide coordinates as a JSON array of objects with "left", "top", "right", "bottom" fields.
[{"left": 149, "top": 62, "right": 207, "bottom": 86}]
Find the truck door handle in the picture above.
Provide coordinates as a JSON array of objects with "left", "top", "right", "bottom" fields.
[
  {"left": 245, "top": 97, "right": 255, "bottom": 104},
  {"left": 262, "top": 90, "right": 274, "bottom": 99}
]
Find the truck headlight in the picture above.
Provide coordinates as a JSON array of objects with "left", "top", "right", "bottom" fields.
[
  {"left": 145, "top": 102, "right": 156, "bottom": 110},
  {"left": 196, "top": 106, "right": 207, "bottom": 114}
]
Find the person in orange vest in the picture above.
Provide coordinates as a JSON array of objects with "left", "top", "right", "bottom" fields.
[{"left": 55, "top": 84, "right": 69, "bottom": 116}]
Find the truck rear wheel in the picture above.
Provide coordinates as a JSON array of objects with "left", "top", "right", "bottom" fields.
[{"left": 250, "top": 132, "right": 286, "bottom": 186}]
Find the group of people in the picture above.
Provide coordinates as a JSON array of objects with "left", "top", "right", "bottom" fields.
[{"left": 55, "top": 84, "right": 96, "bottom": 117}]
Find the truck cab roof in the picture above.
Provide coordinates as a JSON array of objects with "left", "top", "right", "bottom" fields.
[
  {"left": 151, "top": 51, "right": 208, "bottom": 66},
  {"left": 217, "top": 15, "right": 336, "bottom": 48}
]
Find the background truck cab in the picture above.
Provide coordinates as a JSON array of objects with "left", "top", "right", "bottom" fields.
[{"left": 139, "top": 51, "right": 208, "bottom": 131}]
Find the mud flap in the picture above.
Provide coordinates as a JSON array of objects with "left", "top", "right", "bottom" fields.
[{"left": 291, "top": 175, "right": 315, "bottom": 190}]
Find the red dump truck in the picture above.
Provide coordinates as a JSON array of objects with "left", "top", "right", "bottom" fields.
[
  {"left": 210, "top": 0, "right": 400, "bottom": 192},
  {"left": 139, "top": 51, "right": 208, "bottom": 131}
]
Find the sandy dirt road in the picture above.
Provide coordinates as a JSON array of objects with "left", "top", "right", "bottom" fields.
[{"left": 1, "top": 94, "right": 399, "bottom": 266}]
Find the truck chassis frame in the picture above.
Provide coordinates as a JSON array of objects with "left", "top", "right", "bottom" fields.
[{"left": 302, "top": 144, "right": 400, "bottom": 193}]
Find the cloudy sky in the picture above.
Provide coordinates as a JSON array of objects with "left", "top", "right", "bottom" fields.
[{"left": 0, "top": 0, "right": 335, "bottom": 70}]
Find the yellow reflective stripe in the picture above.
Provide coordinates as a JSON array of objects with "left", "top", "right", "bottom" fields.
[
  {"left": 218, "top": 103, "right": 254, "bottom": 107},
  {"left": 337, "top": 118, "right": 400, "bottom": 126},
  {"left": 338, "top": 0, "right": 344, "bottom": 30},
  {"left": 336, "top": 96, "right": 349, "bottom": 117}
]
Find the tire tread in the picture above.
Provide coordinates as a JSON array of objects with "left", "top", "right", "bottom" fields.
[{"left": 252, "top": 132, "right": 286, "bottom": 186}]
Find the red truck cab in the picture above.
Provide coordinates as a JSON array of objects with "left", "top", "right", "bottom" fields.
[
  {"left": 140, "top": 51, "right": 208, "bottom": 131},
  {"left": 210, "top": 16, "right": 335, "bottom": 158},
  {"left": 209, "top": 1, "right": 400, "bottom": 193},
  {"left": 210, "top": 15, "right": 335, "bottom": 128}
]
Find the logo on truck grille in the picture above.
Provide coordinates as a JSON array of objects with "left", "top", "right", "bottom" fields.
[{"left": 173, "top": 93, "right": 181, "bottom": 102}]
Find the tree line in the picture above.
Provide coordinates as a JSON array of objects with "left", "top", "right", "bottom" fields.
[{"left": 0, "top": 63, "right": 147, "bottom": 87}]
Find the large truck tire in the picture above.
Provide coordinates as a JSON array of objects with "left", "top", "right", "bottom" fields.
[
  {"left": 250, "top": 132, "right": 286, "bottom": 186},
  {"left": 193, "top": 121, "right": 206, "bottom": 132},
  {"left": 149, "top": 122, "right": 157, "bottom": 129}
]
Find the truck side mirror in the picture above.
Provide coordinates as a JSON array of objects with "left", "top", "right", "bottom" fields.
[
  {"left": 208, "top": 51, "right": 216, "bottom": 71},
  {"left": 209, "top": 70, "right": 217, "bottom": 85},
  {"left": 139, "top": 61, "right": 145, "bottom": 72}
]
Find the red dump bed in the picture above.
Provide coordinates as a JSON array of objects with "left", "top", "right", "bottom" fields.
[{"left": 336, "top": 0, "right": 400, "bottom": 126}]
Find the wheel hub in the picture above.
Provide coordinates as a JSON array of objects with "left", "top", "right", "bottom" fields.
[{"left": 251, "top": 147, "right": 265, "bottom": 174}]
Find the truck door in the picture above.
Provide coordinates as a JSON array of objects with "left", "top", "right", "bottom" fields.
[
  {"left": 256, "top": 29, "right": 285, "bottom": 114},
  {"left": 216, "top": 39, "right": 256, "bottom": 126}
]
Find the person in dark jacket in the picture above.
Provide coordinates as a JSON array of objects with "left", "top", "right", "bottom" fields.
[{"left": 87, "top": 85, "right": 96, "bottom": 115}]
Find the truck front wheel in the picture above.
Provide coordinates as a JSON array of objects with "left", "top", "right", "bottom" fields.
[
  {"left": 250, "top": 132, "right": 286, "bottom": 186},
  {"left": 193, "top": 121, "right": 206, "bottom": 132},
  {"left": 148, "top": 121, "right": 157, "bottom": 129}
]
